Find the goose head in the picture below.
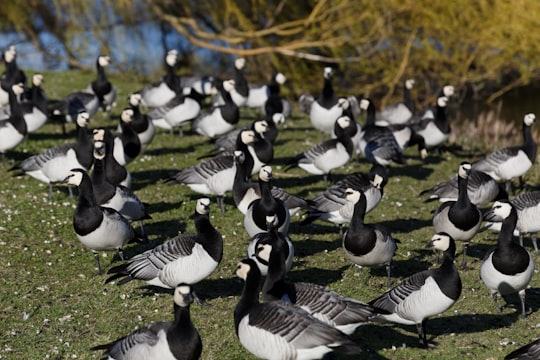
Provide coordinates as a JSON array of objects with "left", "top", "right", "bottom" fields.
[
  {"left": 196, "top": 198, "right": 211, "bottom": 215},
  {"left": 174, "top": 284, "right": 194, "bottom": 307}
]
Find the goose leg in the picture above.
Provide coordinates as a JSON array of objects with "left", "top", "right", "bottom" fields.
[
  {"left": 505, "top": 181, "right": 513, "bottom": 196},
  {"left": 48, "top": 183, "right": 53, "bottom": 202},
  {"left": 138, "top": 220, "right": 149, "bottom": 243},
  {"left": 192, "top": 288, "right": 211, "bottom": 307},
  {"left": 385, "top": 262, "right": 392, "bottom": 288},
  {"left": 416, "top": 320, "right": 428, "bottom": 348},
  {"left": 519, "top": 234, "right": 524, "bottom": 247},
  {"left": 532, "top": 233, "right": 538, "bottom": 254},
  {"left": 491, "top": 292, "right": 502, "bottom": 313},
  {"left": 460, "top": 243, "right": 469, "bottom": 270},
  {"left": 117, "top": 248, "right": 125, "bottom": 261},
  {"left": 356, "top": 264, "right": 366, "bottom": 284},
  {"left": 518, "top": 289, "right": 527, "bottom": 318},
  {"left": 93, "top": 251, "right": 103, "bottom": 275},
  {"left": 217, "top": 196, "right": 226, "bottom": 212}
]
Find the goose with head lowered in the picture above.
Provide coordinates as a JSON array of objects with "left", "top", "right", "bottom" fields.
[
  {"left": 105, "top": 198, "right": 222, "bottom": 304},
  {"left": 481, "top": 200, "right": 534, "bottom": 318},
  {"left": 91, "top": 284, "right": 202, "bottom": 360},
  {"left": 234, "top": 258, "right": 365, "bottom": 360},
  {"left": 63, "top": 168, "right": 135, "bottom": 275},
  {"left": 432, "top": 162, "right": 482, "bottom": 269},
  {"left": 342, "top": 188, "right": 399, "bottom": 286},
  {"left": 0, "top": 83, "right": 27, "bottom": 159},
  {"left": 472, "top": 113, "right": 537, "bottom": 194},
  {"left": 370, "top": 233, "right": 462, "bottom": 348},
  {"left": 284, "top": 115, "right": 354, "bottom": 182},
  {"left": 9, "top": 110, "right": 92, "bottom": 199},
  {"left": 137, "top": 49, "right": 180, "bottom": 108},
  {"left": 256, "top": 234, "right": 382, "bottom": 336}
]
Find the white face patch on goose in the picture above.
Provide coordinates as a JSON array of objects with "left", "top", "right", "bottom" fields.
[
  {"left": 223, "top": 80, "right": 235, "bottom": 92},
  {"left": 338, "top": 98, "right": 349, "bottom": 109},
  {"left": 98, "top": 55, "right": 111, "bottom": 67},
  {"left": 33, "top": 74, "right": 44, "bottom": 86},
  {"left": 235, "top": 58, "right": 246, "bottom": 70},
  {"left": 254, "top": 121, "right": 268, "bottom": 134},
  {"left": 437, "top": 96, "right": 448, "bottom": 107},
  {"left": 275, "top": 73, "right": 286, "bottom": 85},
  {"left": 360, "top": 99, "right": 370, "bottom": 111},
  {"left": 65, "top": 170, "right": 84, "bottom": 186},
  {"left": 273, "top": 113, "right": 285, "bottom": 124},
  {"left": 443, "top": 85, "right": 455, "bottom": 97},
  {"left": 265, "top": 214, "right": 277, "bottom": 228},
  {"left": 234, "top": 150, "right": 245, "bottom": 163},
  {"left": 430, "top": 233, "right": 451, "bottom": 252},
  {"left": 129, "top": 93, "right": 141, "bottom": 106},
  {"left": 93, "top": 128, "right": 105, "bottom": 141},
  {"left": 524, "top": 113, "right": 536, "bottom": 126},
  {"left": 241, "top": 130, "right": 256, "bottom": 145},
  {"left": 174, "top": 285, "right": 193, "bottom": 307},
  {"left": 235, "top": 262, "right": 251, "bottom": 280},
  {"left": 324, "top": 67, "right": 333, "bottom": 78},
  {"left": 491, "top": 201, "right": 513, "bottom": 220},
  {"left": 93, "top": 141, "right": 106, "bottom": 159},
  {"left": 337, "top": 116, "right": 351, "bottom": 129},
  {"left": 76, "top": 112, "right": 90, "bottom": 127},
  {"left": 259, "top": 166, "right": 272, "bottom": 182},
  {"left": 345, "top": 188, "right": 361, "bottom": 203},
  {"left": 196, "top": 198, "right": 211, "bottom": 215},
  {"left": 165, "top": 50, "right": 178, "bottom": 67},
  {"left": 121, "top": 109, "right": 134, "bottom": 123},
  {"left": 371, "top": 174, "right": 384, "bottom": 189},
  {"left": 4, "top": 49, "right": 15, "bottom": 63},
  {"left": 12, "top": 83, "right": 24, "bottom": 96},
  {"left": 405, "top": 79, "right": 415, "bottom": 89},
  {"left": 458, "top": 163, "right": 471, "bottom": 178},
  {"left": 256, "top": 243, "right": 272, "bottom": 262}
]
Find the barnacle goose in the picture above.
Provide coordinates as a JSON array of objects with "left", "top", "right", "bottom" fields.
[
  {"left": 472, "top": 113, "right": 537, "bottom": 194},
  {"left": 243, "top": 165, "right": 291, "bottom": 237},
  {"left": 481, "top": 200, "right": 534, "bottom": 317},
  {"left": 410, "top": 96, "right": 450, "bottom": 150},
  {"left": 419, "top": 85, "right": 455, "bottom": 119},
  {"left": 0, "top": 83, "right": 27, "bottom": 158},
  {"left": 93, "top": 128, "right": 131, "bottom": 188},
  {"left": 137, "top": 49, "right": 180, "bottom": 108},
  {"left": 17, "top": 74, "right": 48, "bottom": 133},
  {"left": 166, "top": 129, "right": 256, "bottom": 212},
  {"left": 369, "top": 233, "right": 462, "bottom": 348},
  {"left": 91, "top": 284, "right": 202, "bottom": 360},
  {"left": 230, "top": 58, "right": 249, "bottom": 107},
  {"left": 342, "top": 188, "right": 399, "bottom": 286},
  {"left": 83, "top": 55, "right": 116, "bottom": 113},
  {"left": 505, "top": 337, "right": 540, "bottom": 359},
  {"left": 301, "top": 164, "right": 388, "bottom": 235},
  {"left": 91, "top": 140, "right": 151, "bottom": 239},
  {"left": 192, "top": 79, "right": 240, "bottom": 138},
  {"left": 358, "top": 98, "right": 404, "bottom": 166},
  {"left": 113, "top": 108, "right": 141, "bottom": 166},
  {"left": 284, "top": 115, "right": 354, "bottom": 182},
  {"left": 376, "top": 78, "right": 416, "bottom": 126},
  {"left": 63, "top": 169, "right": 135, "bottom": 274},
  {"left": 125, "top": 93, "right": 155, "bottom": 149},
  {"left": 257, "top": 235, "right": 381, "bottom": 335},
  {"left": 432, "top": 162, "right": 482, "bottom": 269},
  {"left": 307, "top": 67, "right": 343, "bottom": 135},
  {"left": 420, "top": 169, "right": 508, "bottom": 206},
  {"left": 246, "top": 213, "right": 294, "bottom": 276},
  {"left": 234, "top": 258, "right": 365, "bottom": 359},
  {"left": 0, "top": 46, "right": 26, "bottom": 107},
  {"left": 9, "top": 111, "right": 92, "bottom": 199},
  {"left": 105, "top": 198, "right": 222, "bottom": 298},
  {"left": 49, "top": 90, "right": 99, "bottom": 133}
]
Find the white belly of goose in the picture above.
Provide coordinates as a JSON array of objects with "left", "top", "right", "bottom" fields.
[
  {"left": 165, "top": 98, "right": 200, "bottom": 127},
  {"left": 42, "top": 149, "right": 85, "bottom": 183},
  {"left": 418, "top": 122, "right": 448, "bottom": 148},
  {"left": 0, "top": 124, "right": 25, "bottom": 153},
  {"left": 491, "top": 151, "right": 532, "bottom": 181},
  {"left": 246, "top": 86, "right": 267, "bottom": 108},
  {"left": 109, "top": 329, "right": 177, "bottom": 360},
  {"left": 517, "top": 206, "right": 540, "bottom": 233},
  {"left": 480, "top": 252, "right": 534, "bottom": 296},
  {"left": 195, "top": 109, "right": 235, "bottom": 138},
  {"left": 102, "top": 190, "right": 145, "bottom": 221},
  {"left": 141, "top": 83, "right": 176, "bottom": 108},
  {"left": 344, "top": 235, "right": 396, "bottom": 267},
  {"left": 433, "top": 206, "right": 481, "bottom": 242},
  {"left": 186, "top": 167, "right": 235, "bottom": 196},
  {"left": 76, "top": 214, "right": 132, "bottom": 251},
  {"left": 25, "top": 108, "right": 48, "bottom": 133},
  {"left": 310, "top": 102, "right": 342, "bottom": 134}
]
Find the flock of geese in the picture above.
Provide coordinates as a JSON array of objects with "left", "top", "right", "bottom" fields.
[{"left": 1, "top": 44, "right": 539, "bottom": 359}]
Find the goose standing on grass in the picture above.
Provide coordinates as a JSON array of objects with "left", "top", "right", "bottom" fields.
[
  {"left": 369, "top": 233, "right": 462, "bottom": 348},
  {"left": 505, "top": 337, "right": 540, "bottom": 359},
  {"left": 472, "top": 113, "right": 537, "bottom": 194},
  {"left": 342, "top": 188, "right": 399, "bottom": 286},
  {"left": 420, "top": 169, "right": 508, "bottom": 206},
  {"left": 125, "top": 93, "right": 155, "bottom": 149},
  {"left": 0, "top": 83, "right": 27, "bottom": 159},
  {"left": 113, "top": 108, "right": 142, "bottom": 166},
  {"left": 244, "top": 165, "right": 290, "bottom": 237},
  {"left": 376, "top": 78, "right": 416, "bottom": 126},
  {"left": 9, "top": 111, "right": 92, "bottom": 199},
  {"left": 91, "top": 284, "right": 202, "bottom": 360},
  {"left": 234, "top": 258, "right": 365, "bottom": 360},
  {"left": 19, "top": 74, "right": 48, "bottom": 133},
  {"left": 230, "top": 58, "right": 249, "bottom": 107},
  {"left": 137, "top": 49, "right": 180, "bottom": 108},
  {"left": 105, "top": 198, "right": 222, "bottom": 301},
  {"left": 64, "top": 169, "right": 135, "bottom": 275},
  {"left": 247, "top": 214, "right": 294, "bottom": 276},
  {"left": 264, "top": 72, "right": 290, "bottom": 117},
  {"left": 192, "top": 79, "right": 240, "bottom": 138},
  {"left": 420, "top": 85, "right": 455, "bottom": 119},
  {"left": 284, "top": 115, "right": 354, "bottom": 182},
  {"left": 91, "top": 140, "right": 151, "bottom": 240},
  {"left": 257, "top": 237, "right": 381, "bottom": 335},
  {"left": 358, "top": 98, "right": 404, "bottom": 166},
  {"left": 301, "top": 164, "right": 388, "bottom": 235},
  {"left": 480, "top": 200, "right": 534, "bottom": 318},
  {"left": 93, "top": 128, "right": 131, "bottom": 189},
  {"left": 84, "top": 55, "right": 116, "bottom": 113},
  {"left": 433, "top": 162, "right": 482, "bottom": 269},
  {"left": 410, "top": 96, "right": 450, "bottom": 151},
  {"left": 306, "top": 67, "right": 343, "bottom": 135},
  {"left": 166, "top": 129, "right": 256, "bottom": 212}
]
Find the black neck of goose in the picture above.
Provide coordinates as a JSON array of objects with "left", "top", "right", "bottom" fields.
[
  {"left": 233, "top": 158, "right": 252, "bottom": 201},
  {"left": 403, "top": 83, "right": 415, "bottom": 112},
  {"left": 498, "top": 207, "right": 518, "bottom": 247},
  {"left": 96, "top": 61, "right": 107, "bottom": 82},
  {"left": 194, "top": 210, "right": 222, "bottom": 262},
  {"left": 262, "top": 233, "right": 289, "bottom": 301},
  {"left": 76, "top": 122, "right": 90, "bottom": 146},
  {"left": 167, "top": 303, "right": 196, "bottom": 357},
  {"left": 7, "top": 88, "right": 27, "bottom": 133},
  {"left": 456, "top": 173, "right": 472, "bottom": 207},
  {"left": 234, "top": 267, "right": 261, "bottom": 334},
  {"left": 259, "top": 177, "right": 275, "bottom": 209},
  {"left": 322, "top": 75, "right": 334, "bottom": 100},
  {"left": 77, "top": 172, "right": 97, "bottom": 208},
  {"left": 234, "top": 67, "right": 249, "bottom": 97},
  {"left": 335, "top": 124, "right": 354, "bottom": 155},
  {"left": 522, "top": 121, "right": 537, "bottom": 161},
  {"left": 349, "top": 195, "right": 367, "bottom": 233},
  {"left": 435, "top": 102, "right": 450, "bottom": 133},
  {"left": 31, "top": 85, "right": 47, "bottom": 112},
  {"left": 252, "top": 134, "right": 274, "bottom": 164},
  {"left": 365, "top": 102, "right": 376, "bottom": 126},
  {"left": 164, "top": 60, "right": 179, "bottom": 91},
  {"left": 91, "top": 157, "right": 115, "bottom": 200}
]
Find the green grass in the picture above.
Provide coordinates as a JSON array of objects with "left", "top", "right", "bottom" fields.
[{"left": 0, "top": 69, "right": 539, "bottom": 360}]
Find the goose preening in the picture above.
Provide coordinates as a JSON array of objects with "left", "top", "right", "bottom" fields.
[
  {"left": 342, "top": 188, "right": 399, "bottom": 286},
  {"left": 376, "top": 78, "right": 416, "bottom": 126},
  {"left": 91, "top": 284, "right": 202, "bottom": 360},
  {"left": 84, "top": 55, "right": 116, "bottom": 113},
  {"left": 369, "top": 233, "right": 462, "bottom": 348},
  {"left": 256, "top": 235, "right": 381, "bottom": 335},
  {"left": 505, "top": 337, "right": 540, "bottom": 359},
  {"left": 105, "top": 198, "right": 222, "bottom": 299},
  {"left": 301, "top": 164, "right": 388, "bottom": 235},
  {"left": 472, "top": 113, "right": 537, "bottom": 194},
  {"left": 63, "top": 169, "right": 135, "bottom": 275},
  {"left": 481, "top": 200, "right": 534, "bottom": 318},
  {"left": 432, "top": 162, "right": 482, "bottom": 269},
  {"left": 234, "top": 258, "right": 365, "bottom": 359},
  {"left": 420, "top": 169, "right": 508, "bottom": 206},
  {"left": 0, "top": 83, "right": 27, "bottom": 158},
  {"left": 137, "top": 49, "right": 180, "bottom": 108},
  {"left": 284, "top": 115, "right": 354, "bottom": 182}
]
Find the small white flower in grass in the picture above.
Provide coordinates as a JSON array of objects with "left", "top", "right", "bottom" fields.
[
  {"left": 395, "top": 201, "right": 402, "bottom": 207},
  {"left": 22, "top": 312, "right": 30, "bottom": 321}
]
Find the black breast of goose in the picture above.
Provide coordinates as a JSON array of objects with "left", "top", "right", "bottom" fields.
[
  {"left": 113, "top": 108, "right": 142, "bottom": 166},
  {"left": 92, "top": 284, "right": 202, "bottom": 360},
  {"left": 127, "top": 93, "right": 155, "bottom": 149},
  {"left": 420, "top": 169, "right": 508, "bottom": 206},
  {"left": 138, "top": 49, "right": 179, "bottom": 108},
  {"left": 63, "top": 169, "right": 135, "bottom": 274},
  {"left": 244, "top": 165, "right": 290, "bottom": 237},
  {"left": 342, "top": 188, "right": 398, "bottom": 286},
  {"left": 410, "top": 96, "right": 450, "bottom": 149},
  {"left": 433, "top": 162, "right": 482, "bottom": 269},
  {"left": 263, "top": 72, "right": 287, "bottom": 115},
  {"left": 481, "top": 200, "right": 534, "bottom": 318},
  {"left": 504, "top": 337, "right": 540, "bottom": 360},
  {"left": 284, "top": 115, "right": 354, "bottom": 182},
  {"left": 369, "top": 233, "right": 462, "bottom": 348},
  {"left": 472, "top": 113, "right": 536, "bottom": 193},
  {"left": 258, "top": 235, "right": 380, "bottom": 336},
  {"left": 0, "top": 83, "right": 27, "bottom": 156},
  {"left": 85, "top": 55, "right": 116, "bottom": 112},
  {"left": 376, "top": 78, "right": 416, "bottom": 126},
  {"left": 234, "top": 258, "right": 365, "bottom": 359},
  {"left": 93, "top": 128, "right": 131, "bottom": 188},
  {"left": 106, "top": 198, "right": 222, "bottom": 294}
]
